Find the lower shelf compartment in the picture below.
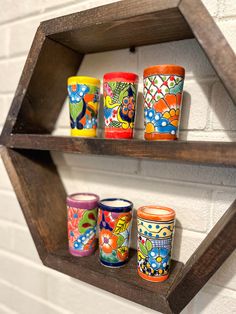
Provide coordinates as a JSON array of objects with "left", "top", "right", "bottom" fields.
[
  {"left": 2, "top": 147, "right": 236, "bottom": 313},
  {"left": 44, "top": 246, "right": 183, "bottom": 314}
]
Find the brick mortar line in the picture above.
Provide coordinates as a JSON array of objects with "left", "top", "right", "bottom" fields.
[
  {"left": 0, "top": 0, "right": 116, "bottom": 28},
  {"left": 0, "top": 303, "right": 17, "bottom": 314},
  {"left": 0, "top": 48, "right": 219, "bottom": 84},
  {"left": 0, "top": 189, "right": 15, "bottom": 196},
  {"left": 0, "top": 187, "right": 13, "bottom": 193},
  {"left": 217, "top": 15, "right": 236, "bottom": 22},
  {"left": 0, "top": 0, "right": 79, "bottom": 27},
  {"left": 0, "top": 219, "right": 27, "bottom": 230},
  {"left": 0, "top": 55, "right": 26, "bottom": 63},
  {"left": 0, "top": 52, "right": 27, "bottom": 62},
  {"left": 0, "top": 278, "right": 72, "bottom": 314},
  {"left": 0, "top": 248, "right": 52, "bottom": 273},
  {"left": 0, "top": 214, "right": 208, "bottom": 236},
  {"left": 56, "top": 165, "right": 236, "bottom": 191},
  {"left": 202, "top": 282, "right": 236, "bottom": 297}
]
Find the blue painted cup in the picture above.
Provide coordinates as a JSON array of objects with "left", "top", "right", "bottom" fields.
[{"left": 98, "top": 198, "right": 133, "bottom": 267}]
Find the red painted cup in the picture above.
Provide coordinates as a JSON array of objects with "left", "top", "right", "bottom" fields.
[
  {"left": 67, "top": 193, "right": 99, "bottom": 257},
  {"left": 103, "top": 72, "right": 139, "bottom": 139}
]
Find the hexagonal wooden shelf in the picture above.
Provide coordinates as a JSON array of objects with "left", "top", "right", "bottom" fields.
[{"left": 0, "top": 0, "right": 236, "bottom": 313}]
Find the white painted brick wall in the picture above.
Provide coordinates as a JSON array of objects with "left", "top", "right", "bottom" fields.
[{"left": 0, "top": 0, "right": 236, "bottom": 313}]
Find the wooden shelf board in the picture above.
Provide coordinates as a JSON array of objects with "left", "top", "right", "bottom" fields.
[
  {"left": 41, "top": 0, "right": 193, "bottom": 54},
  {"left": 44, "top": 246, "right": 183, "bottom": 314},
  {"left": 1, "top": 134, "right": 236, "bottom": 167}
]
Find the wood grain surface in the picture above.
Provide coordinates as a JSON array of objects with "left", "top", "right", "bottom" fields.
[
  {"left": 45, "top": 246, "right": 183, "bottom": 314},
  {"left": 1, "top": 147, "right": 67, "bottom": 261},
  {"left": 41, "top": 0, "right": 193, "bottom": 53},
  {"left": 1, "top": 134, "right": 236, "bottom": 167}
]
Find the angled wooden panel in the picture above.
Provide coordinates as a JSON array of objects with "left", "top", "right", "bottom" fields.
[
  {"left": 45, "top": 246, "right": 183, "bottom": 314},
  {"left": 1, "top": 27, "right": 83, "bottom": 136},
  {"left": 179, "top": 0, "right": 236, "bottom": 104},
  {"left": 41, "top": 0, "right": 193, "bottom": 53},
  {"left": 1, "top": 134, "right": 236, "bottom": 167},
  {"left": 167, "top": 199, "right": 236, "bottom": 313},
  {"left": 1, "top": 147, "right": 67, "bottom": 261},
  {"left": 1, "top": 27, "right": 45, "bottom": 136}
]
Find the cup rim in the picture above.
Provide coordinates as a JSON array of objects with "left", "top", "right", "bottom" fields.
[
  {"left": 103, "top": 72, "right": 139, "bottom": 83},
  {"left": 99, "top": 198, "right": 133, "bottom": 212},
  {"left": 68, "top": 76, "right": 100, "bottom": 86},
  {"left": 137, "top": 205, "right": 175, "bottom": 221},
  {"left": 67, "top": 193, "right": 99, "bottom": 209},
  {"left": 143, "top": 64, "right": 185, "bottom": 78}
]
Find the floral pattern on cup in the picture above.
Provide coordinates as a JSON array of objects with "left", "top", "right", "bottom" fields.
[
  {"left": 98, "top": 204, "right": 132, "bottom": 267},
  {"left": 67, "top": 206, "right": 98, "bottom": 256},
  {"left": 143, "top": 66, "right": 185, "bottom": 140},
  {"left": 137, "top": 205, "right": 175, "bottom": 282},
  {"left": 103, "top": 72, "right": 138, "bottom": 139},
  {"left": 68, "top": 76, "right": 100, "bottom": 137}
]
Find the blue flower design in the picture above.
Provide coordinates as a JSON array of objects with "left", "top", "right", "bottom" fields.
[
  {"left": 154, "top": 117, "right": 177, "bottom": 135},
  {"left": 148, "top": 247, "right": 170, "bottom": 270},
  {"left": 104, "top": 107, "right": 113, "bottom": 119},
  {"left": 145, "top": 108, "right": 155, "bottom": 122},
  {"left": 68, "top": 84, "right": 89, "bottom": 104},
  {"left": 73, "top": 240, "right": 83, "bottom": 250},
  {"left": 93, "top": 89, "right": 100, "bottom": 103},
  {"left": 73, "top": 227, "right": 96, "bottom": 250},
  {"left": 145, "top": 108, "right": 177, "bottom": 135}
]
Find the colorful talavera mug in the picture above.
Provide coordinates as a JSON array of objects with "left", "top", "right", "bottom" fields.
[
  {"left": 137, "top": 206, "right": 176, "bottom": 282},
  {"left": 67, "top": 193, "right": 99, "bottom": 257},
  {"left": 68, "top": 76, "right": 100, "bottom": 137},
  {"left": 98, "top": 198, "right": 133, "bottom": 267},
  {"left": 143, "top": 65, "right": 185, "bottom": 140},
  {"left": 103, "top": 72, "right": 138, "bottom": 139}
]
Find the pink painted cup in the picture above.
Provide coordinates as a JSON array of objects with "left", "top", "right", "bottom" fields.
[{"left": 67, "top": 193, "right": 99, "bottom": 257}]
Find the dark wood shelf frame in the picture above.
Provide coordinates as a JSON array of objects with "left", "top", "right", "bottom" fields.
[
  {"left": 1, "top": 0, "right": 236, "bottom": 313},
  {"left": 1, "top": 134, "right": 236, "bottom": 167}
]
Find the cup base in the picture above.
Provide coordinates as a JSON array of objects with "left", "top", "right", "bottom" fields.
[
  {"left": 69, "top": 248, "right": 95, "bottom": 257},
  {"left": 105, "top": 128, "right": 133, "bottom": 139},
  {"left": 145, "top": 132, "right": 177, "bottom": 141},
  {"left": 71, "top": 128, "right": 96, "bottom": 137},
  {"left": 138, "top": 269, "right": 169, "bottom": 282},
  {"left": 100, "top": 259, "right": 128, "bottom": 268}
]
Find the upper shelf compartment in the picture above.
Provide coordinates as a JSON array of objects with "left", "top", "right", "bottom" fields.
[{"left": 1, "top": 0, "right": 236, "bottom": 166}]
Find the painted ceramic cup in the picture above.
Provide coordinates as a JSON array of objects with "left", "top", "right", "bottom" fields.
[
  {"left": 137, "top": 206, "right": 176, "bottom": 282},
  {"left": 143, "top": 65, "right": 185, "bottom": 140},
  {"left": 98, "top": 198, "right": 133, "bottom": 267},
  {"left": 103, "top": 72, "right": 139, "bottom": 139},
  {"left": 68, "top": 76, "right": 100, "bottom": 137},
  {"left": 67, "top": 193, "right": 99, "bottom": 257}
]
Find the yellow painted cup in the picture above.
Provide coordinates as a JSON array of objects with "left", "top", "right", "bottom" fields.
[{"left": 68, "top": 76, "right": 100, "bottom": 137}]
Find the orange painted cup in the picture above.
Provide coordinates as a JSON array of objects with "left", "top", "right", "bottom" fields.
[
  {"left": 143, "top": 64, "right": 185, "bottom": 140},
  {"left": 137, "top": 206, "right": 176, "bottom": 282}
]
